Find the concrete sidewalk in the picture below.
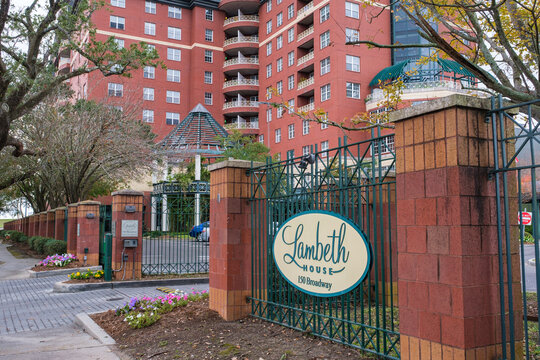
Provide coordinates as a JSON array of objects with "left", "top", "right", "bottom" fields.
[{"left": 0, "top": 242, "right": 38, "bottom": 280}]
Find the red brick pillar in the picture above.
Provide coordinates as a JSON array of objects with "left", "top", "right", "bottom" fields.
[
  {"left": 76, "top": 201, "right": 100, "bottom": 266},
  {"left": 66, "top": 203, "right": 78, "bottom": 254},
  {"left": 54, "top": 207, "right": 66, "bottom": 241},
  {"left": 111, "top": 190, "right": 144, "bottom": 280},
  {"left": 46, "top": 210, "right": 55, "bottom": 238},
  {"left": 208, "top": 160, "right": 260, "bottom": 321},
  {"left": 28, "top": 215, "right": 34, "bottom": 237},
  {"left": 38, "top": 212, "right": 47, "bottom": 237},
  {"left": 393, "top": 95, "right": 522, "bottom": 359}
]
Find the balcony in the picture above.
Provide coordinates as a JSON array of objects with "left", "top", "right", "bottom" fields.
[
  {"left": 297, "top": 52, "right": 314, "bottom": 66},
  {"left": 224, "top": 35, "right": 259, "bottom": 46},
  {"left": 297, "top": 77, "right": 314, "bottom": 90},
  {"left": 297, "top": 2, "right": 313, "bottom": 20},
  {"left": 223, "top": 57, "right": 259, "bottom": 67},
  {"left": 224, "top": 14, "right": 259, "bottom": 26},
  {"left": 224, "top": 121, "right": 259, "bottom": 130},
  {"left": 297, "top": 26, "right": 314, "bottom": 42},
  {"left": 223, "top": 100, "right": 259, "bottom": 111},
  {"left": 223, "top": 79, "right": 259, "bottom": 88},
  {"left": 297, "top": 103, "right": 315, "bottom": 113}
]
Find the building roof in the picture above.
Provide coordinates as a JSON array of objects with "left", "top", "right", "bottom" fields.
[
  {"left": 159, "top": 104, "right": 228, "bottom": 156},
  {"left": 369, "top": 58, "right": 477, "bottom": 87}
]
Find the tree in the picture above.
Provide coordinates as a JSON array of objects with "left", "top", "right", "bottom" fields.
[
  {"left": 0, "top": 0, "right": 159, "bottom": 158},
  {"left": 7, "top": 95, "right": 157, "bottom": 211},
  {"left": 350, "top": 0, "right": 540, "bottom": 107},
  {"left": 217, "top": 130, "right": 272, "bottom": 163}
]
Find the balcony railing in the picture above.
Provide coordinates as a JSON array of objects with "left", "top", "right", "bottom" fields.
[
  {"left": 224, "top": 35, "right": 259, "bottom": 46},
  {"left": 297, "top": 26, "right": 314, "bottom": 42},
  {"left": 365, "top": 80, "right": 481, "bottom": 103},
  {"left": 297, "top": 77, "right": 314, "bottom": 90},
  {"left": 224, "top": 15, "right": 259, "bottom": 26},
  {"left": 297, "top": 103, "right": 315, "bottom": 113},
  {"left": 224, "top": 121, "right": 259, "bottom": 130},
  {"left": 223, "top": 100, "right": 259, "bottom": 110},
  {"left": 297, "top": 52, "right": 314, "bottom": 66},
  {"left": 223, "top": 57, "right": 259, "bottom": 67},
  {"left": 223, "top": 79, "right": 259, "bottom": 88},
  {"left": 297, "top": 1, "right": 313, "bottom": 19}
]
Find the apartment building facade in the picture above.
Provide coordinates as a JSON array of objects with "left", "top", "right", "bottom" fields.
[{"left": 67, "top": 0, "right": 394, "bottom": 159}]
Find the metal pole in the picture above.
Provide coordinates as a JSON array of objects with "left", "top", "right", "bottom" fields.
[{"left": 194, "top": 154, "right": 201, "bottom": 227}]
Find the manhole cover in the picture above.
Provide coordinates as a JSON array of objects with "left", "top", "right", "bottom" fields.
[{"left": 106, "top": 297, "right": 123, "bottom": 301}]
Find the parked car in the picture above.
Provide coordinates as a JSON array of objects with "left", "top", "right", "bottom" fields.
[{"left": 190, "top": 221, "right": 209, "bottom": 242}]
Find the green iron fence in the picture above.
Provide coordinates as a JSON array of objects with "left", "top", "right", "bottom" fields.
[
  {"left": 249, "top": 134, "right": 399, "bottom": 359},
  {"left": 142, "top": 181, "right": 210, "bottom": 275},
  {"left": 489, "top": 96, "right": 540, "bottom": 359},
  {"left": 99, "top": 205, "right": 112, "bottom": 281}
]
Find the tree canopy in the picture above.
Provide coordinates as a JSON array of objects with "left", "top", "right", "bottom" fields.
[{"left": 218, "top": 130, "right": 272, "bottom": 163}]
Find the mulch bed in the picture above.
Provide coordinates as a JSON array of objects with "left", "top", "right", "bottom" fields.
[
  {"left": 65, "top": 278, "right": 105, "bottom": 284},
  {"left": 92, "top": 299, "right": 371, "bottom": 360},
  {"left": 31, "top": 261, "right": 83, "bottom": 272},
  {"left": 3, "top": 240, "right": 42, "bottom": 259},
  {"left": 527, "top": 293, "right": 538, "bottom": 320}
]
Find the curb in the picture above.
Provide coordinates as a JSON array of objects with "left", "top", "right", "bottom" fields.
[
  {"left": 28, "top": 265, "right": 102, "bottom": 278},
  {"left": 53, "top": 277, "right": 209, "bottom": 293},
  {"left": 75, "top": 313, "right": 116, "bottom": 345}
]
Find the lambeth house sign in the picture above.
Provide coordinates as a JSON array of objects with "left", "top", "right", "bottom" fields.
[{"left": 273, "top": 211, "right": 372, "bottom": 297}]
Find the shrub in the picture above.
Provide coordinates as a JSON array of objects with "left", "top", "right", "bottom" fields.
[
  {"left": 27, "top": 236, "right": 39, "bottom": 249},
  {"left": 33, "top": 237, "right": 49, "bottom": 254},
  {"left": 8, "top": 231, "right": 25, "bottom": 243},
  {"left": 43, "top": 239, "right": 67, "bottom": 256}
]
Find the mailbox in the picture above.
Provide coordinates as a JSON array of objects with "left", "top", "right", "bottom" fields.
[{"left": 123, "top": 239, "right": 138, "bottom": 248}]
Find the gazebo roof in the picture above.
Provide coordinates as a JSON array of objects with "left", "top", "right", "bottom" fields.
[{"left": 159, "top": 104, "right": 228, "bottom": 156}]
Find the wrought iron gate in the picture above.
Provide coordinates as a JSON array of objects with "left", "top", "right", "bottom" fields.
[
  {"left": 99, "top": 204, "right": 112, "bottom": 281},
  {"left": 250, "top": 134, "right": 399, "bottom": 359},
  {"left": 489, "top": 96, "right": 540, "bottom": 359},
  {"left": 142, "top": 181, "right": 210, "bottom": 275}
]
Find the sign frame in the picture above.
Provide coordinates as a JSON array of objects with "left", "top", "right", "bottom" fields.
[
  {"left": 121, "top": 220, "right": 139, "bottom": 237},
  {"left": 272, "top": 210, "right": 372, "bottom": 298}
]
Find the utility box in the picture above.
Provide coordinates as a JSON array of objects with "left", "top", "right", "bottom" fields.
[{"left": 123, "top": 239, "right": 138, "bottom": 248}]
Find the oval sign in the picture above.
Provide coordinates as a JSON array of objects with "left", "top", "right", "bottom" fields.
[{"left": 273, "top": 210, "right": 371, "bottom": 297}]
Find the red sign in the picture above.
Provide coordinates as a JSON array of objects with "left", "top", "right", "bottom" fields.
[{"left": 519, "top": 212, "right": 532, "bottom": 225}]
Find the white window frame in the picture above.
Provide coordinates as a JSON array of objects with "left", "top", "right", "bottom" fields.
[
  {"left": 267, "top": 0, "right": 272, "bottom": 12},
  {"left": 168, "top": 6, "right": 182, "bottom": 19},
  {"left": 266, "top": 20, "right": 272, "bottom": 34},
  {"left": 346, "top": 28, "right": 359, "bottom": 42},
  {"left": 276, "top": 58, "right": 283, "bottom": 72},
  {"left": 204, "top": 92, "right": 213, "bottom": 105},
  {"left": 166, "top": 90, "right": 180, "bottom": 104},
  {"left": 144, "top": 22, "right": 156, "bottom": 36},
  {"left": 320, "top": 31, "right": 330, "bottom": 49},
  {"left": 205, "top": 9, "right": 213, "bottom": 21},
  {"left": 111, "top": 0, "right": 125, "bottom": 8},
  {"left": 287, "top": 75, "right": 294, "bottom": 90},
  {"left": 168, "top": 27, "right": 181, "bottom": 40},
  {"left": 287, "top": 28, "right": 294, "bottom": 43},
  {"left": 113, "top": 38, "right": 124, "bottom": 48},
  {"left": 276, "top": 35, "right": 283, "bottom": 49},
  {"left": 276, "top": 80, "right": 283, "bottom": 95},
  {"left": 287, "top": 4, "right": 294, "bottom": 19},
  {"left": 143, "top": 109, "right": 154, "bottom": 123},
  {"left": 275, "top": 128, "right": 281, "bottom": 144},
  {"left": 110, "top": 16, "right": 125, "bottom": 30},
  {"left": 321, "top": 84, "right": 330, "bottom": 102},
  {"left": 108, "top": 83, "right": 123, "bottom": 97},
  {"left": 145, "top": 1, "right": 156, "bottom": 14},
  {"left": 266, "top": 42, "right": 272, "bottom": 56},
  {"left": 266, "top": 64, "right": 272, "bottom": 78},
  {"left": 205, "top": 29, "right": 213, "bottom": 42},
  {"left": 288, "top": 124, "right": 295, "bottom": 139},
  {"left": 167, "top": 69, "right": 180, "bottom": 82},
  {"left": 371, "top": 135, "right": 395, "bottom": 156},
  {"left": 321, "top": 140, "right": 329, "bottom": 152},
  {"left": 259, "top": 134, "right": 264, "bottom": 143},
  {"left": 346, "top": 55, "right": 360, "bottom": 72},
  {"left": 288, "top": 99, "right": 294, "bottom": 113},
  {"left": 346, "top": 82, "right": 361, "bottom": 99},
  {"left": 303, "top": 120, "right": 309, "bottom": 135},
  {"left": 166, "top": 112, "right": 180, "bottom": 125},
  {"left": 266, "top": 108, "right": 272, "bottom": 122},
  {"left": 204, "top": 50, "right": 213, "bottom": 63},
  {"left": 320, "top": 4, "right": 329, "bottom": 22},
  {"left": 321, "top": 113, "right": 328, "bottom": 129},
  {"left": 143, "top": 87, "right": 154, "bottom": 101},
  {"left": 320, "top": 57, "right": 330, "bottom": 75},
  {"left": 204, "top": 71, "right": 213, "bottom": 84},
  {"left": 143, "top": 66, "right": 155, "bottom": 79},
  {"left": 167, "top": 48, "right": 181, "bottom": 61},
  {"left": 345, "top": 2, "right": 359, "bottom": 18},
  {"left": 277, "top": 12, "right": 283, "bottom": 27},
  {"left": 288, "top": 51, "right": 294, "bottom": 66},
  {"left": 302, "top": 145, "right": 310, "bottom": 155}
]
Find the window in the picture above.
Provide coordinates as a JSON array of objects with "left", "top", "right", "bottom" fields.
[
  {"left": 277, "top": 105, "right": 284, "bottom": 118},
  {"left": 266, "top": 64, "right": 272, "bottom": 78},
  {"left": 288, "top": 124, "right": 295, "bottom": 139},
  {"left": 168, "top": 6, "right": 181, "bottom": 19},
  {"left": 288, "top": 99, "right": 294, "bottom": 113},
  {"left": 288, "top": 75, "right": 294, "bottom": 90},
  {"left": 346, "top": 28, "right": 359, "bottom": 42},
  {"left": 204, "top": 50, "right": 213, "bottom": 63},
  {"left": 267, "top": 0, "right": 272, "bottom": 12},
  {"left": 166, "top": 112, "right": 180, "bottom": 125},
  {"left": 302, "top": 145, "right": 310, "bottom": 155},
  {"left": 321, "top": 84, "right": 330, "bottom": 102},
  {"left": 288, "top": 51, "right": 294, "bottom": 66},
  {"left": 204, "top": 71, "right": 213, "bottom": 84},
  {"left": 168, "top": 27, "right": 181, "bottom": 40},
  {"left": 146, "top": 44, "right": 155, "bottom": 51},
  {"left": 167, "top": 48, "right": 181, "bottom": 61},
  {"left": 108, "top": 83, "right": 123, "bottom": 97},
  {"left": 346, "top": 55, "right": 360, "bottom": 72},
  {"left": 277, "top": 0, "right": 282, "bottom": 4},
  {"left": 204, "top": 92, "right": 213, "bottom": 105},
  {"left": 205, "top": 9, "right": 213, "bottom": 21},
  {"left": 204, "top": 29, "right": 213, "bottom": 42},
  {"left": 287, "top": 149, "right": 294, "bottom": 159},
  {"left": 110, "top": 16, "right": 125, "bottom": 30},
  {"left": 266, "top": 86, "right": 272, "bottom": 100},
  {"left": 145, "top": 1, "right": 156, "bottom": 14},
  {"left": 276, "top": 80, "right": 283, "bottom": 95},
  {"left": 275, "top": 128, "right": 281, "bottom": 143},
  {"left": 320, "top": 4, "right": 329, "bottom": 22},
  {"left": 113, "top": 38, "right": 124, "bottom": 48},
  {"left": 259, "top": 134, "right": 264, "bottom": 143},
  {"left": 287, "top": 4, "right": 294, "bottom": 19},
  {"left": 143, "top": 87, "right": 154, "bottom": 101},
  {"left": 277, "top": 12, "right": 283, "bottom": 27},
  {"left": 277, "top": 35, "right": 283, "bottom": 49},
  {"left": 111, "top": 0, "right": 125, "bottom": 8},
  {"left": 266, "top": 42, "right": 272, "bottom": 56},
  {"left": 345, "top": 2, "right": 359, "bottom": 18},
  {"left": 320, "top": 112, "right": 328, "bottom": 129},
  {"left": 303, "top": 120, "right": 309, "bottom": 135},
  {"left": 320, "top": 57, "right": 330, "bottom": 75},
  {"left": 346, "top": 82, "right": 361, "bottom": 99},
  {"left": 321, "top": 140, "right": 329, "bottom": 152},
  {"left": 166, "top": 90, "right": 180, "bottom": 104},
  {"left": 287, "top": 28, "right": 294, "bottom": 43},
  {"left": 320, "top": 31, "right": 330, "bottom": 49},
  {"left": 372, "top": 135, "right": 395, "bottom": 155},
  {"left": 276, "top": 57, "right": 283, "bottom": 72},
  {"left": 167, "top": 69, "right": 180, "bottom": 82},
  {"left": 275, "top": 153, "right": 281, "bottom": 161},
  {"left": 266, "top": 108, "right": 272, "bottom": 122},
  {"left": 144, "top": 22, "right": 156, "bottom": 35},
  {"left": 143, "top": 109, "right": 154, "bottom": 123},
  {"left": 266, "top": 20, "right": 272, "bottom": 34},
  {"left": 143, "top": 66, "right": 155, "bottom": 79}
]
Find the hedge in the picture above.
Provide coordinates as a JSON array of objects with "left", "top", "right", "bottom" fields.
[{"left": 44, "top": 239, "right": 67, "bottom": 256}]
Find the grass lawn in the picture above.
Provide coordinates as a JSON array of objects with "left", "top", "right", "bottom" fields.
[{"left": 0, "top": 219, "right": 13, "bottom": 229}]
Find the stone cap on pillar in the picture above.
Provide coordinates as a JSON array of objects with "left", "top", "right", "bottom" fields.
[
  {"left": 67, "top": 203, "right": 79, "bottom": 208},
  {"left": 78, "top": 200, "right": 101, "bottom": 206},
  {"left": 54, "top": 207, "right": 67, "bottom": 211},
  {"left": 111, "top": 190, "right": 144, "bottom": 196},
  {"left": 208, "top": 159, "right": 264, "bottom": 172}
]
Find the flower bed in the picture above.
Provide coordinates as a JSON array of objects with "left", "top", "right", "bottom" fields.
[
  {"left": 69, "top": 269, "right": 105, "bottom": 281},
  {"left": 115, "top": 290, "right": 209, "bottom": 329},
  {"left": 31, "top": 253, "right": 79, "bottom": 272}
]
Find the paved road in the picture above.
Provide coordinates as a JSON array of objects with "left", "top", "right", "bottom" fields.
[{"left": 523, "top": 244, "right": 538, "bottom": 293}]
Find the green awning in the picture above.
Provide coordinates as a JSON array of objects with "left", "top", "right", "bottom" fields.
[
  {"left": 436, "top": 58, "right": 475, "bottom": 78},
  {"left": 368, "top": 60, "right": 409, "bottom": 87}
]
